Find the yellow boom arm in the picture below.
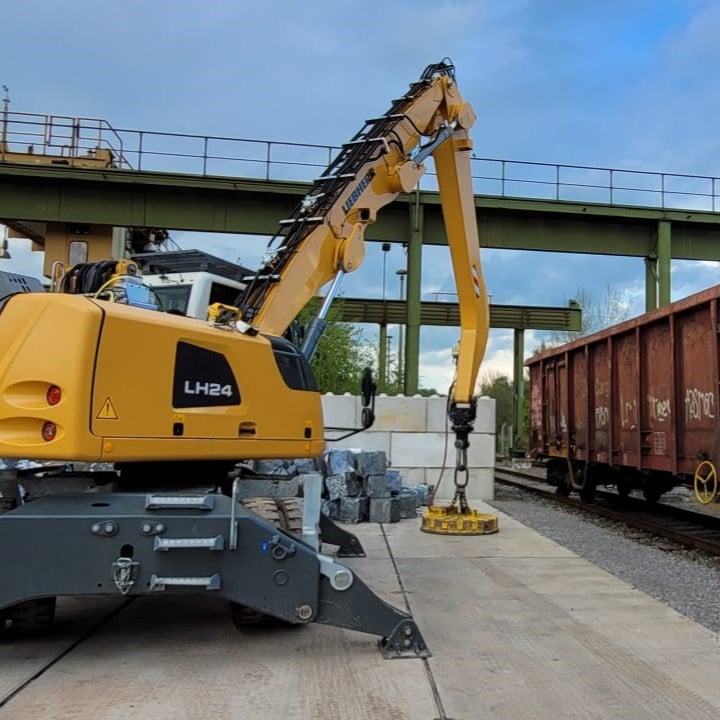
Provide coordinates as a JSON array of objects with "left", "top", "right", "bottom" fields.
[{"left": 237, "top": 60, "right": 488, "bottom": 407}]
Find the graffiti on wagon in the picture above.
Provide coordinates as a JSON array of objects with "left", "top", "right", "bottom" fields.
[{"left": 685, "top": 387, "right": 715, "bottom": 423}]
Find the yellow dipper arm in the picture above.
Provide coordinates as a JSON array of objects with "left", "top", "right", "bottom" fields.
[{"left": 432, "top": 128, "right": 489, "bottom": 407}]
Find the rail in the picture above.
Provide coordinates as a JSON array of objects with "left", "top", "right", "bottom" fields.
[
  {"left": 1, "top": 112, "right": 719, "bottom": 212},
  {"left": 496, "top": 467, "right": 720, "bottom": 556}
]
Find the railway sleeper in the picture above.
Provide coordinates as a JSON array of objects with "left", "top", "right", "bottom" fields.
[{"left": 0, "top": 488, "right": 428, "bottom": 658}]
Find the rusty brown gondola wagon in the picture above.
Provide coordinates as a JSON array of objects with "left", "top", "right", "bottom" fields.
[{"left": 527, "top": 285, "right": 720, "bottom": 505}]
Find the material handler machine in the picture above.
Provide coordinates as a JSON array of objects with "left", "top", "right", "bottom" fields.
[{"left": 0, "top": 60, "right": 489, "bottom": 656}]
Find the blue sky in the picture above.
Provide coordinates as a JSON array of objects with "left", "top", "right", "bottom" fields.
[{"left": 3, "top": 0, "right": 720, "bottom": 391}]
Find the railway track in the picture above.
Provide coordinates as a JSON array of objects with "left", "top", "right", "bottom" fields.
[{"left": 496, "top": 467, "right": 720, "bottom": 557}]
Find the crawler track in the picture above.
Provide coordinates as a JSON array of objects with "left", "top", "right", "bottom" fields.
[{"left": 496, "top": 467, "right": 720, "bottom": 557}]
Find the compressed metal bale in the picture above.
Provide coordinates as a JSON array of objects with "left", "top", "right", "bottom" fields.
[
  {"left": 411, "top": 483, "right": 431, "bottom": 506},
  {"left": 325, "top": 472, "right": 361, "bottom": 500},
  {"left": 294, "top": 457, "right": 319, "bottom": 475},
  {"left": 324, "top": 449, "right": 356, "bottom": 475},
  {"left": 252, "top": 458, "right": 298, "bottom": 476},
  {"left": 397, "top": 489, "right": 419, "bottom": 519},
  {"left": 368, "top": 496, "right": 400, "bottom": 523},
  {"left": 364, "top": 473, "right": 391, "bottom": 498},
  {"left": 322, "top": 498, "right": 341, "bottom": 521},
  {"left": 338, "top": 496, "right": 368, "bottom": 524},
  {"left": 356, "top": 450, "right": 387, "bottom": 477},
  {"left": 386, "top": 469, "right": 402, "bottom": 494}
]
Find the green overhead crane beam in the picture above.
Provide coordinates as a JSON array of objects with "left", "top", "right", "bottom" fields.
[{"left": 338, "top": 299, "right": 582, "bottom": 331}]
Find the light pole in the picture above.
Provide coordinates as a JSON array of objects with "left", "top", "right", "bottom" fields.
[{"left": 396, "top": 268, "right": 407, "bottom": 393}]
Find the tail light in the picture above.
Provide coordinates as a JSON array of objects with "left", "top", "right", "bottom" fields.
[
  {"left": 42, "top": 422, "right": 57, "bottom": 441},
  {"left": 47, "top": 385, "right": 62, "bottom": 406}
]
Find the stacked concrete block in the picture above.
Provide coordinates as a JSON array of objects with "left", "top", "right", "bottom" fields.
[{"left": 323, "top": 394, "right": 496, "bottom": 501}]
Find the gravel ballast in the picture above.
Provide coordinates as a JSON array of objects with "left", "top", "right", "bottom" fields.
[{"left": 490, "top": 484, "right": 720, "bottom": 634}]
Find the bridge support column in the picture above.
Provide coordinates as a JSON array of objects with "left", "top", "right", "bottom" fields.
[
  {"left": 658, "top": 220, "right": 672, "bottom": 307},
  {"left": 404, "top": 199, "right": 423, "bottom": 395},
  {"left": 512, "top": 328, "right": 525, "bottom": 454},
  {"left": 645, "top": 256, "right": 658, "bottom": 312},
  {"left": 378, "top": 323, "right": 388, "bottom": 393}
]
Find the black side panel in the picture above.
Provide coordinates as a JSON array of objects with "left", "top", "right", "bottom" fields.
[
  {"left": 172, "top": 341, "right": 241, "bottom": 408},
  {"left": 0, "top": 272, "right": 44, "bottom": 313},
  {"left": 266, "top": 335, "right": 319, "bottom": 392}
]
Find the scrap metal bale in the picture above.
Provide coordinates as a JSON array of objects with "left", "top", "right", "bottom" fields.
[
  {"left": 356, "top": 450, "right": 387, "bottom": 477},
  {"left": 386, "top": 469, "right": 402, "bottom": 494},
  {"left": 252, "top": 459, "right": 298, "bottom": 477},
  {"left": 338, "top": 496, "right": 368, "bottom": 524},
  {"left": 325, "top": 449, "right": 356, "bottom": 475},
  {"left": 369, "top": 496, "right": 400, "bottom": 523},
  {"left": 325, "top": 472, "right": 362, "bottom": 500},
  {"left": 322, "top": 498, "right": 341, "bottom": 521},
  {"left": 294, "top": 457, "right": 319, "bottom": 475},
  {"left": 364, "top": 474, "right": 391, "bottom": 498},
  {"left": 397, "top": 488, "right": 419, "bottom": 519},
  {"left": 413, "top": 483, "right": 431, "bottom": 506}
]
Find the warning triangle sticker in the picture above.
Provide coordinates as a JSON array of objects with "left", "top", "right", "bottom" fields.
[{"left": 96, "top": 396, "right": 119, "bottom": 420}]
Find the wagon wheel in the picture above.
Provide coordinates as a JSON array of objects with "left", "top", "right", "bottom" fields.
[{"left": 693, "top": 461, "right": 718, "bottom": 505}]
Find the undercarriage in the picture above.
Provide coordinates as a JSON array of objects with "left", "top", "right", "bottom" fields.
[{"left": 0, "top": 468, "right": 429, "bottom": 658}]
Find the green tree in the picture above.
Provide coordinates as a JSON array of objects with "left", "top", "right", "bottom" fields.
[
  {"left": 480, "top": 370, "right": 514, "bottom": 452},
  {"left": 533, "top": 283, "right": 632, "bottom": 353},
  {"left": 297, "top": 297, "right": 375, "bottom": 394}
]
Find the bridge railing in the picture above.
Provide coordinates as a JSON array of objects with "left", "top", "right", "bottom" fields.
[
  {"left": 2, "top": 112, "right": 718, "bottom": 212},
  {"left": 0, "top": 112, "right": 129, "bottom": 168}
]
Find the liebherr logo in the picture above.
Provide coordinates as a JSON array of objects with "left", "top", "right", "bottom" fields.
[
  {"left": 183, "top": 381, "right": 234, "bottom": 398},
  {"left": 342, "top": 168, "right": 376, "bottom": 214}
]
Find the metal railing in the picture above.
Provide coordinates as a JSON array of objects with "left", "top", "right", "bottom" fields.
[
  {"left": 1, "top": 112, "right": 719, "bottom": 212},
  {"left": 0, "top": 112, "right": 127, "bottom": 167}
]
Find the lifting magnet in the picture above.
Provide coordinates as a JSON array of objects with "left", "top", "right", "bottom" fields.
[{"left": 420, "top": 505, "right": 498, "bottom": 536}]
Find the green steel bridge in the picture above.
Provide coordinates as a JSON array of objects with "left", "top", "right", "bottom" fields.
[{"left": 3, "top": 113, "right": 720, "bottom": 447}]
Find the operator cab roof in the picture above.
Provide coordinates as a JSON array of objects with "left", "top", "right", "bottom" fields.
[{"left": 131, "top": 249, "right": 254, "bottom": 283}]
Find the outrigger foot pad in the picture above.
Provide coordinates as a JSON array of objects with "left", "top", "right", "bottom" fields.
[{"left": 379, "top": 619, "right": 431, "bottom": 659}]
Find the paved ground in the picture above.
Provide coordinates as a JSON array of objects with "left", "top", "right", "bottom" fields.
[{"left": 3, "top": 503, "right": 720, "bottom": 719}]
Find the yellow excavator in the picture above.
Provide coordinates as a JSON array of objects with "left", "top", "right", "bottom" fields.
[{"left": 0, "top": 59, "right": 489, "bottom": 656}]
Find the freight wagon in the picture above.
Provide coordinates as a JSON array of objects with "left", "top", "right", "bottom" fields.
[{"left": 527, "top": 285, "right": 720, "bottom": 505}]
